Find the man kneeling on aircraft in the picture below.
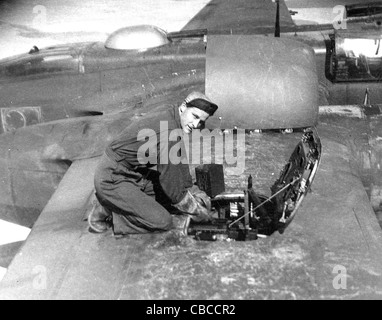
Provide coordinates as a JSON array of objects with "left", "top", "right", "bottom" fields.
[{"left": 89, "top": 92, "right": 218, "bottom": 234}]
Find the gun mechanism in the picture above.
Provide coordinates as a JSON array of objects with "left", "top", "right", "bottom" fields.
[{"left": 186, "top": 129, "right": 321, "bottom": 241}]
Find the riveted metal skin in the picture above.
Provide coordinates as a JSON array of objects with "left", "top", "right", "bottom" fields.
[{"left": 206, "top": 35, "right": 319, "bottom": 130}]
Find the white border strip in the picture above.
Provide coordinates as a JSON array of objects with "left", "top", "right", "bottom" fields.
[
  {"left": 0, "top": 220, "right": 31, "bottom": 246},
  {"left": 0, "top": 267, "right": 6, "bottom": 282}
]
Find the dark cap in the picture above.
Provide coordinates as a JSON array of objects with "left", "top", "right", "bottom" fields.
[{"left": 184, "top": 91, "right": 218, "bottom": 116}]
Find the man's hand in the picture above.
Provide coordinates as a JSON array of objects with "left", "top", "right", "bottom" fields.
[
  {"left": 173, "top": 186, "right": 212, "bottom": 222},
  {"left": 189, "top": 185, "right": 211, "bottom": 211}
]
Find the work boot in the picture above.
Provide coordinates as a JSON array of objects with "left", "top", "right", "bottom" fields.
[{"left": 88, "top": 200, "right": 112, "bottom": 233}]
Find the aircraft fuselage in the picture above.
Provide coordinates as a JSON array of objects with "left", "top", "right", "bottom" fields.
[{"left": 0, "top": 37, "right": 205, "bottom": 133}]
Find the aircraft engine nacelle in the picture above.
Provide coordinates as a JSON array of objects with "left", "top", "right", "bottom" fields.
[{"left": 206, "top": 35, "right": 319, "bottom": 129}]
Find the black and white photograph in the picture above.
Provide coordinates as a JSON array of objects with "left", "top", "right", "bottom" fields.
[{"left": 0, "top": 0, "right": 381, "bottom": 302}]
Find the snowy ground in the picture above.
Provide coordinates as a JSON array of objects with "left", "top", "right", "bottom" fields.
[
  {"left": 0, "top": 0, "right": 365, "bottom": 59},
  {"left": 0, "top": 0, "right": 210, "bottom": 59}
]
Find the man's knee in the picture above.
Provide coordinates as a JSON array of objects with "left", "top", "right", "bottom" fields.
[{"left": 112, "top": 210, "right": 173, "bottom": 234}]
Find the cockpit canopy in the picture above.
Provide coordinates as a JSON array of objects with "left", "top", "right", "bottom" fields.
[{"left": 104, "top": 25, "right": 171, "bottom": 51}]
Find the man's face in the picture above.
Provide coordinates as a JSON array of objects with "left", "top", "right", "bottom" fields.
[{"left": 179, "top": 104, "right": 210, "bottom": 134}]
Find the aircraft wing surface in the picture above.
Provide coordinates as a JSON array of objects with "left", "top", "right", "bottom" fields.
[
  {"left": 181, "top": 0, "right": 295, "bottom": 34},
  {"left": 0, "top": 126, "right": 382, "bottom": 299}
]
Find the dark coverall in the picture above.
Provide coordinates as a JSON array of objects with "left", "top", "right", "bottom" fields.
[{"left": 94, "top": 104, "right": 193, "bottom": 234}]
